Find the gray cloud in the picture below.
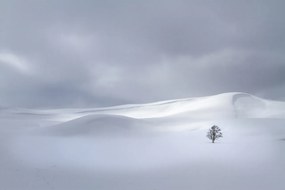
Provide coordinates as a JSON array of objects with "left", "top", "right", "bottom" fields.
[{"left": 1, "top": 0, "right": 285, "bottom": 107}]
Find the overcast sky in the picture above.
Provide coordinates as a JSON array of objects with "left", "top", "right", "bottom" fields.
[{"left": 1, "top": 0, "right": 285, "bottom": 108}]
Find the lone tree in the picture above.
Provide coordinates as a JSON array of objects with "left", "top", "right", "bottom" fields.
[{"left": 207, "top": 125, "right": 223, "bottom": 143}]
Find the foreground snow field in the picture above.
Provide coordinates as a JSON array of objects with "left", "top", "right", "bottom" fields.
[{"left": 0, "top": 92, "right": 285, "bottom": 190}]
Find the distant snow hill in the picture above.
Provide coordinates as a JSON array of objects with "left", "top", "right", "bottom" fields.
[
  {"left": 22, "top": 92, "right": 284, "bottom": 120},
  {"left": 19, "top": 92, "right": 283, "bottom": 136}
]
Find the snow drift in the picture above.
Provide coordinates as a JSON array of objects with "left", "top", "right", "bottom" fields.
[
  {"left": 38, "top": 114, "right": 151, "bottom": 137},
  {"left": 15, "top": 92, "right": 285, "bottom": 137},
  {"left": 1, "top": 92, "right": 285, "bottom": 190},
  {"left": 10, "top": 92, "right": 285, "bottom": 122}
]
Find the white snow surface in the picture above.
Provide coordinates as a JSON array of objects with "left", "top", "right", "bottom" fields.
[{"left": 1, "top": 92, "right": 285, "bottom": 190}]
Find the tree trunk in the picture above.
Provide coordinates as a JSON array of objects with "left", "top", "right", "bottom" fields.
[{"left": 212, "top": 139, "right": 215, "bottom": 143}]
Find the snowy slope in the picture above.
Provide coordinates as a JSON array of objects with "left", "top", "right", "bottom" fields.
[
  {"left": 37, "top": 114, "right": 152, "bottom": 137},
  {"left": 8, "top": 92, "right": 285, "bottom": 122},
  {"left": 7, "top": 92, "right": 278, "bottom": 137},
  {"left": 1, "top": 92, "right": 285, "bottom": 190},
  {"left": 74, "top": 92, "right": 285, "bottom": 119},
  {"left": 5, "top": 92, "right": 285, "bottom": 136}
]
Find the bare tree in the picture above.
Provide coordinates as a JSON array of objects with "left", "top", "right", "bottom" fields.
[{"left": 207, "top": 125, "right": 223, "bottom": 143}]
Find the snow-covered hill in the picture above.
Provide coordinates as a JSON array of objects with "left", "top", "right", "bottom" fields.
[
  {"left": 1, "top": 92, "right": 285, "bottom": 190},
  {"left": 7, "top": 92, "right": 285, "bottom": 121}
]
